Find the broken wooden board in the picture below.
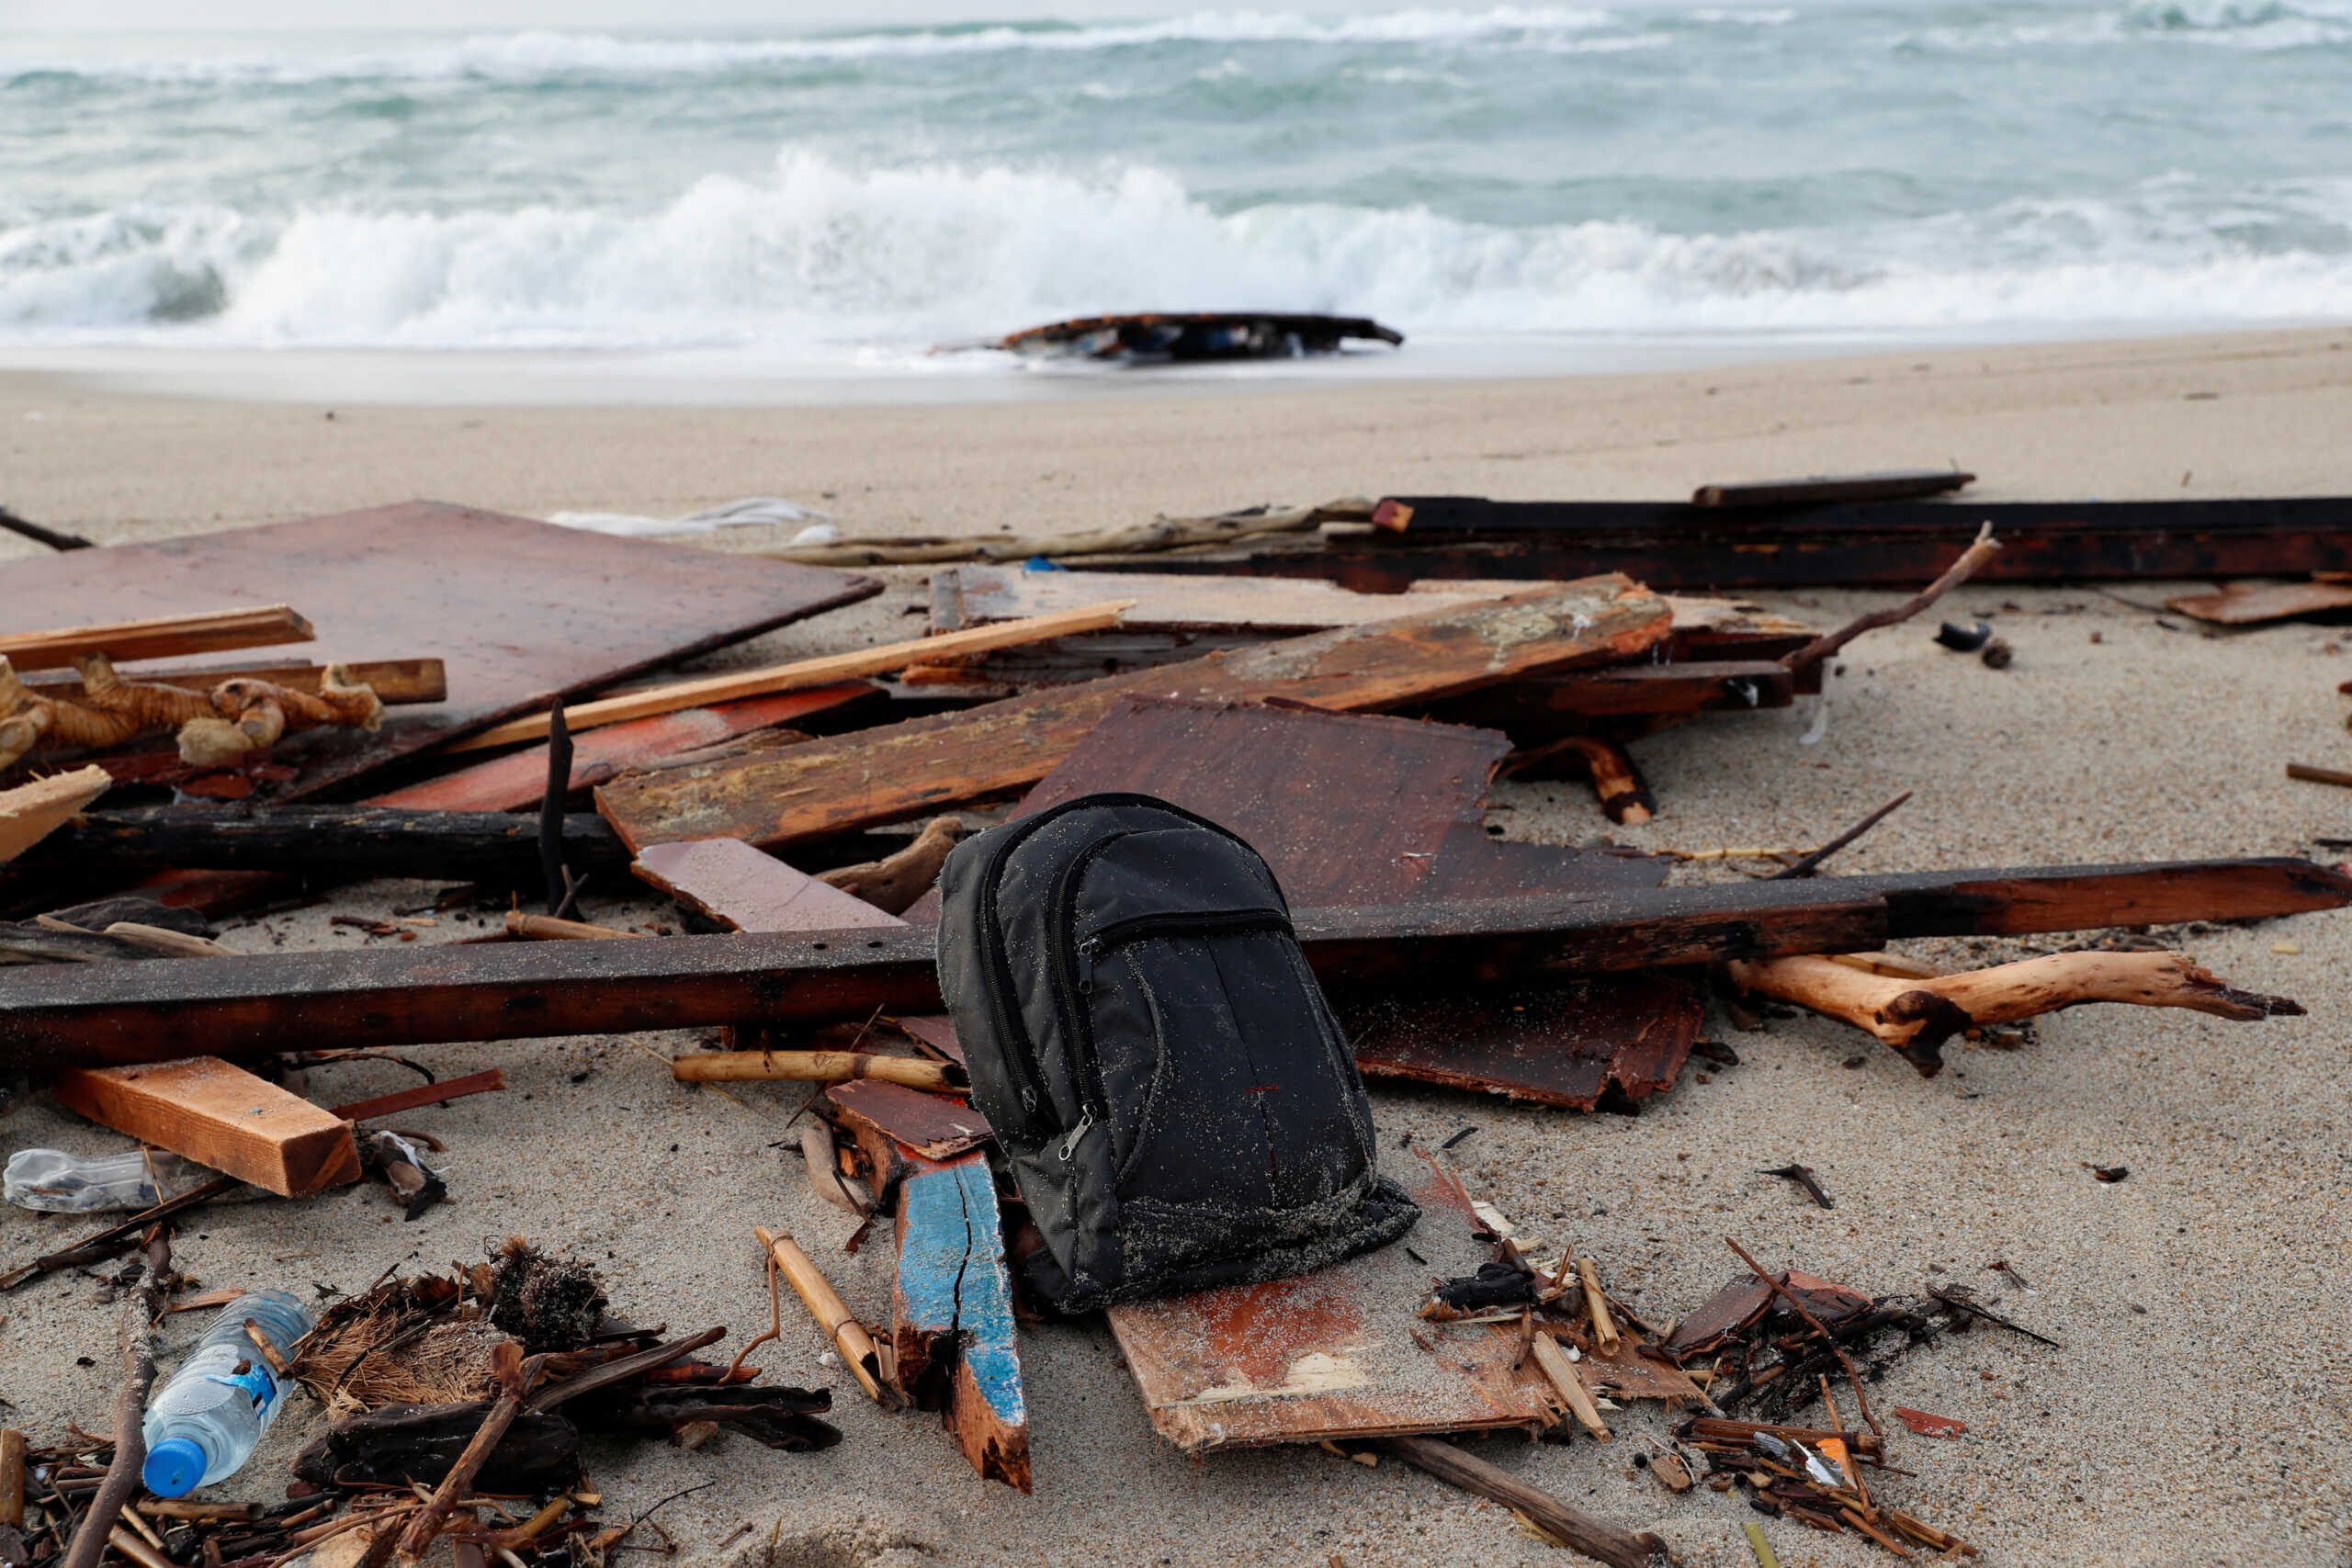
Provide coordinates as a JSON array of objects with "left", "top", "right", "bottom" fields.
[
  {"left": 632, "top": 839, "right": 903, "bottom": 933},
  {"left": 370, "top": 683, "right": 876, "bottom": 812},
  {"left": 2165, "top": 580, "right": 2352, "bottom": 626},
  {"left": 1570, "top": 1337, "right": 1710, "bottom": 1408},
  {"left": 0, "top": 502, "right": 878, "bottom": 795},
  {"left": 0, "top": 764, "right": 109, "bottom": 865},
  {"left": 3, "top": 859, "right": 2340, "bottom": 1071},
  {"left": 885, "top": 1149, "right": 1030, "bottom": 1491},
  {"left": 1340, "top": 976, "right": 1701, "bottom": 1111},
  {"left": 49, "top": 1055, "right": 360, "bottom": 1197},
  {"left": 1105, "top": 1166, "right": 1560, "bottom": 1451},
  {"left": 823, "top": 1077, "right": 990, "bottom": 1162},
  {"left": 594, "top": 576, "right": 1671, "bottom": 852},
  {"left": 26, "top": 806, "right": 629, "bottom": 885},
  {"left": 1690, "top": 470, "right": 1973, "bottom": 508},
  {"left": 0, "top": 605, "right": 313, "bottom": 672},
  {"left": 1120, "top": 495, "right": 2352, "bottom": 592},
  {"left": 893, "top": 1015, "right": 966, "bottom": 1065}
]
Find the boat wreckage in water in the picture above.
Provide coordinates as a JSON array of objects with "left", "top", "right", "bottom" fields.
[{"left": 995, "top": 311, "right": 1405, "bottom": 363}]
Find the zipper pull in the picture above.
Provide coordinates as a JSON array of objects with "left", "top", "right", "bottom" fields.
[
  {"left": 1077, "top": 938, "right": 1102, "bottom": 994},
  {"left": 1058, "top": 1108, "right": 1095, "bottom": 1162}
]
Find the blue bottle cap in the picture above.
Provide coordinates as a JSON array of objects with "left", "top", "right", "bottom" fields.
[{"left": 142, "top": 1437, "right": 206, "bottom": 1498}]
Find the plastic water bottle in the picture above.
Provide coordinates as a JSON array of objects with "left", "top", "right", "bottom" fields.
[
  {"left": 4, "top": 1148, "right": 187, "bottom": 1213},
  {"left": 141, "top": 1292, "right": 314, "bottom": 1497}
]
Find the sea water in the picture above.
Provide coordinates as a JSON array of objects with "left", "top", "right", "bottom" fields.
[{"left": 2, "top": 1, "right": 2347, "bottom": 389}]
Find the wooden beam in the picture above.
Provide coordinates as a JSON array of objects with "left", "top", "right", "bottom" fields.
[
  {"left": 21, "top": 806, "right": 630, "bottom": 884},
  {"left": 0, "top": 764, "right": 109, "bottom": 865},
  {"left": 48, "top": 1056, "right": 360, "bottom": 1196},
  {"left": 443, "top": 604, "right": 1134, "bottom": 754},
  {"left": 2, "top": 858, "right": 2335, "bottom": 1072},
  {"left": 595, "top": 576, "right": 1673, "bottom": 852},
  {"left": 1691, "top": 470, "right": 1973, "bottom": 507},
  {"left": 23, "top": 659, "right": 447, "bottom": 707},
  {"left": 0, "top": 606, "right": 312, "bottom": 673}
]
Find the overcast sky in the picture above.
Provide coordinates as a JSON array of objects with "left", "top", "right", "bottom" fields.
[{"left": 0, "top": 0, "right": 1255, "bottom": 29}]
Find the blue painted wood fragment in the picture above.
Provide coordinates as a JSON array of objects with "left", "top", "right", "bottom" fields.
[{"left": 892, "top": 1148, "right": 1031, "bottom": 1491}]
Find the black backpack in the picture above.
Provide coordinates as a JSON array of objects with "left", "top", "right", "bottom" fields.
[{"left": 935, "top": 793, "right": 1419, "bottom": 1313}]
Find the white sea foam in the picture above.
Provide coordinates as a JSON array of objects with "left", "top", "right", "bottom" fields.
[{"left": 2, "top": 155, "right": 2347, "bottom": 357}]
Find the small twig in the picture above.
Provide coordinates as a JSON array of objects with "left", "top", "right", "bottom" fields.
[
  {"left": 1758, "top": 1164, "right": 1836, "bottom": 1210},
  {"left": 1768, "top": 791, "right": 1912, "bottom": 880},
  {"left": 1783, "top": 524, "right": 2000, "bottom": 672},
  {"left": 0, "top": 503, "right": 96, "bottom": 551},
  {"left": 725, "top": 1256, "right": 785, "bottom": 1381},
  {"left": 380, "top": 1343, "right": 539, "bottom": 1565},
  {"left": 1928, "top": 1285, "right": 2063, "bottom": 1348},
  {"left": 1724, "top": 1235, "right": 1882, "bottom": 1438}
]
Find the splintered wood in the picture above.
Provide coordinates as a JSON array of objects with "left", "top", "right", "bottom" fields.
[
  {"left": 1105, "top": 1168, "right": 1561, "bottom": 1451},
  {"left": 595, "top": 576, "right": 1671, "bottom": 852}
]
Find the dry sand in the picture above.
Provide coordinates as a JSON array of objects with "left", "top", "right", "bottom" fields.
[{"left": 3, "top": 326, "right": 2351, "bottom": 1568}]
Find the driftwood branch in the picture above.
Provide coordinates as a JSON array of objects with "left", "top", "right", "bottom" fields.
[
  {"left": 815, "top": 816, "right": 967, "bottom": 914},
  {"left": 1729, "top": 949, "right": 2301, "bottom": 1074},
  {"left": 1380, "top": 1434, "right": 1667, "bottom": 1567},
  {"left": 1783, "top": 524, "right": 2000, "bottom": 672},
  {"left": 61, "top": 1227, "right": 169, "bottom": 1568}
]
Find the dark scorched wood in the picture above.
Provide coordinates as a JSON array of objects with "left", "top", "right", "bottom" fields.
[
  {"left": 2, "top": 857, "right": 2340, "bottom": 1070},
  {"left": 17, "top": 807, "right": 630, "bottom": 885}
]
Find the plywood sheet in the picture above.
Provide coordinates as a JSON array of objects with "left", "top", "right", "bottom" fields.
[
  {"left": 1105, "top": 1168, "right": 1560, "bottom": 1451},
  {"left": 632, "top": 838, "right": 904, "bottom": 933},
  {"left": 0, "top": 502, "right": 878, "bottom": 795}
]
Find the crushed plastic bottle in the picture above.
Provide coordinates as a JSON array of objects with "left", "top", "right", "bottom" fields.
[
  {"left": 141, "top": 1291, "right": 314, "bottom": 1497},
  {"left": 4, "top": 1148, "right": 187, "bottom": 1213}
]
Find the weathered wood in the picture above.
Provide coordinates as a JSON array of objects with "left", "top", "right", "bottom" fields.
[
  {"left": 49, "top": 1055, "right": 360, "bottom": 1196},
  {"left": 823, "top": 1078, "right": 991, "bottom": 1161},
  {"left": 886, "top": 1150, "right": 1029, "bottom": 1491},
  {"left": 815, "top": 818, "right": 965, "bottom": 915},
  {"left": 369, "top": 683, "right": 873, "bottom": 812},
  {"left": 329, "top": 1068, "right": 506, "bottom": 1123},
  {"left": 2167, "top": 579, "right": 2352, "bottom": 625},
  {"left": 0, "top": 764, "right": 108, "bottom": 864},
  {"left": 24, "top": 659, "right": 447, "bottom": 707},
  {"left": 764, "top": 499, "right": 1371, "bottom": 569},
  {"left": 1381, "top": 1433, "right": 1668, "bottom": 1568},
  {"left": 1691, "top": 470, "right": 1973, "bottom": 508},
  {"left": 0, "top": 502, "right": 878, "bottom": 796},
  {"left": 633, "top": 839, "right": 903, "bottom": 932},
  {"left": 1107, "top": 1167, "right": 1560, "bottom": 1451},
  {"left": 0, "top": 860, "right": 2337, "bottom": 1070},
  {"left": 20, "top": 806, "right": 630, "bottom": 884},
  {"left": 291, "top": 1402, "right": 579, "bottom": 1495},
  {"left": 504, "top": 911, "right": 637, "bottom": 941},
  {"left": 1728, "top": 949, "right": 2301, "bottom": 1073},
  {"left": 594, "top": 577, "right": 1673, "bottom": 852},
  {"left": 447, "top": 604, "right": 1133, "bottom": 754},
  {"left": 1343, "top": 976, "right": 1701, "bottom": 1111},
  {"left": 1132, "top": 495, "right": 2352, "bottom": 591},
  {"left": 0, "top": 1427, "right": 24, "bottom": 1529},
  {"left": 0, "top": 606, "right": 312, "bottom": 673}
]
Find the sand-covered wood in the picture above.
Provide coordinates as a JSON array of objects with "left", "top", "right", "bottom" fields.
[{"left": 0, "top": 763, "right": 109, "bottom": 863}]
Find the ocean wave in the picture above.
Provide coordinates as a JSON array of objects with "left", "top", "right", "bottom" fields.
[
  {"left": 0, "top": 10, "right": 1623, "bottom": 85},
  {"left": 2, "top": 156, "right": 2348, "bottom": 352}
]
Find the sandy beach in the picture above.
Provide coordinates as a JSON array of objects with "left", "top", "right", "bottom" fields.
[{"left": 3, "top": 325, "right": 2351, "bottom": 1568}]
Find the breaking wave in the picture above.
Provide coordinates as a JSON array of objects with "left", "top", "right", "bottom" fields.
[{"left": 3, "top": 156, "right": 2348, "bottom": 355}]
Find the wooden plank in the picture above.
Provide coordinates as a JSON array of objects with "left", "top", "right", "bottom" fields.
[
  {"left": 944, "top": 563, "right": 1503, "bottom": 633},
  {"left": 0, "top": 764, "right": 109, "bottom": 864},
  {"left": 595, "top": 576, "right": 1672, "bottom": 852},
  {"left": 48, "top": 1055, "right": 360, "bottom": 1197},
  {"left": 368, "top": 683, "right": 875, "bottom": 811},
  {"left": 2165, "top": 580, "right": 2352, "bottom": 626},
  {"left": 1342, "top": 976, "right": 1702, "bottom": 1110},
  {"left": 0, "top": 502, "right": 879, "bottom": 796},
  {"left": 1125, "top": 495, "right": 2352, "bottom": 591},
  {"left": 1104, "top": 1166, "right": 1558, "bottom": 1450},
  {"left": 443, "top": 603, "right": 1134, "bottom": 754},
  {"left": 1691, "top": 469, "right": 1973, "bottom": 507},
  {"left": 2, "top": 859, "right": 2338, "bottom": 1071},
  {"left": 824, "top": 1077, "right": 990, "bottom": 1161},
  {"left": 885, "top": 1150, "right": 1030, "bottom": 1491},
  {"left": 632, "top": 839, "right": 905, "bottom": 933},
  {"left": 24, "top": 659, "right": 447, "bottom": 707},
  {"left": 0, "top": 606, "right": 311, "bottom": 673}
]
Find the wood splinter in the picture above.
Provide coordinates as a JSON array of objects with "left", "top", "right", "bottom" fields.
[{"left": 1728, "top": 949, "right": 2301, "bottom": 1074}]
